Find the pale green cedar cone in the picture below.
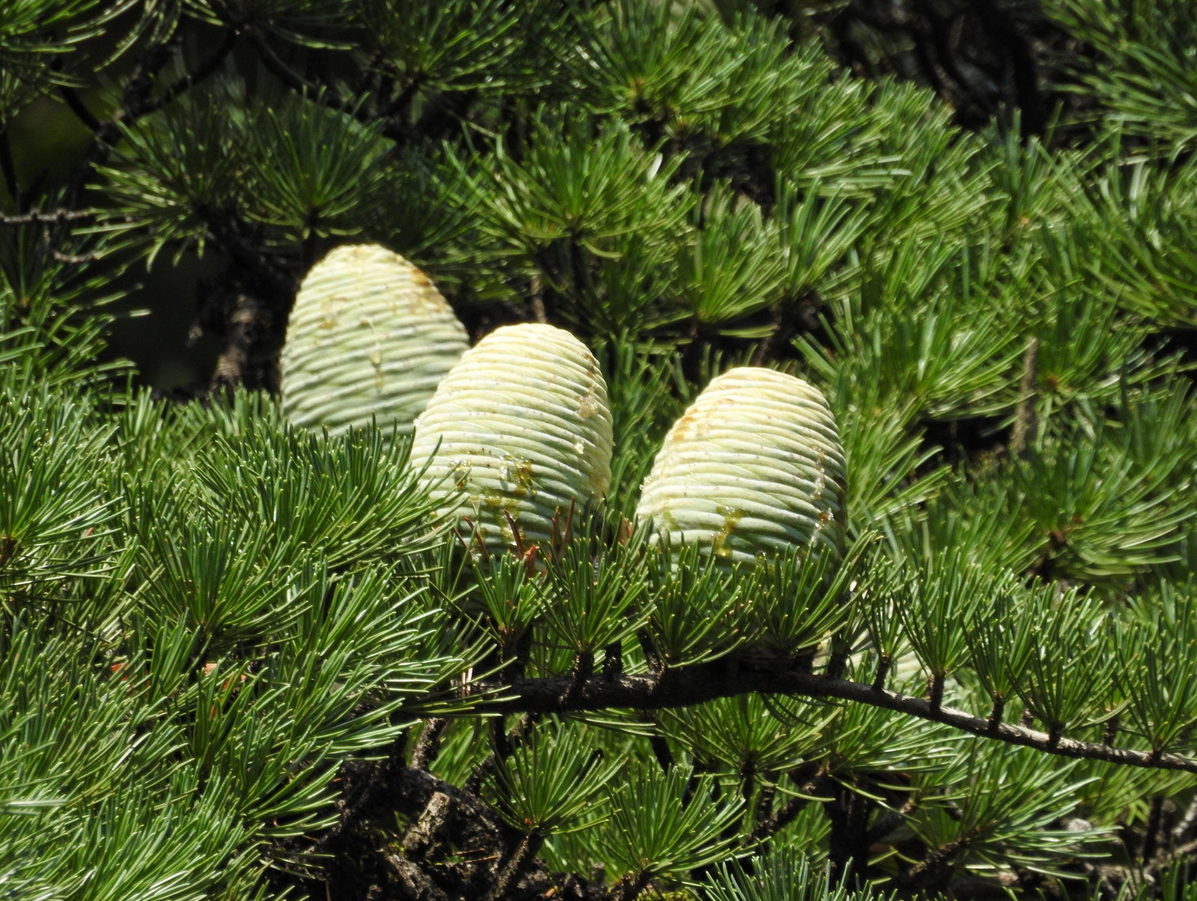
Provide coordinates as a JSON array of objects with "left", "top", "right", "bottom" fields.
[
  {"left": 280, "top": 244, "right": 469, "bottom": 439},
  {"left": 411, "top": 323, "right": 613, "bottom": 552},
  {"left": 635, "top": 367, "right": 846, "bottom": 565}
]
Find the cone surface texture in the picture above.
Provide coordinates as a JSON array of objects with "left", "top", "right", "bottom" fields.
[
  {"left": 412, "top": 323, "right": 613, "bottom": 550},
  {"left": 281, "top": 244, "right": 469, "bottom": 439},
  {"left": 636, "top": 367, "right": 846, "bottom": 564}
]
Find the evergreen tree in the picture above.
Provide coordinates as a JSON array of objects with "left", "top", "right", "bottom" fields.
[{"left": 3, "top": 2, "right": 1197, "bottom": 900}]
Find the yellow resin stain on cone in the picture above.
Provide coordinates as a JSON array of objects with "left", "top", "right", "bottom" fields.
[
  {"left": 281, "top": 244, "right": 469, "bottom": 440},
  {"left": 636, "top": 367, "right": 846, "bottom": 565},
  {"left": 412, "top": 323, "right": 613, "bottom": 552}
]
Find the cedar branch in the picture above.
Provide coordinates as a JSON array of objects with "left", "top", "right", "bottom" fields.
[{"left": 458, "top": 662, "right": 1197, "bottom": 775}]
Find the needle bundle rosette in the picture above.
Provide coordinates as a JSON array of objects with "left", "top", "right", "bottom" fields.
[
  {"left": 411, "top": 323, "right": 613, "bottom": 551},
  {"left": 280, "top": 244, "right": 469, "bottom": 440},
  {"left": 635, "top": 367, "right": 846, "bottom": 565}
]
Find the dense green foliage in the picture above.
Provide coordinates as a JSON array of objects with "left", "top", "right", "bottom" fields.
[{"left": 4, "top": 2, "right": 1197, "bottom": 900}]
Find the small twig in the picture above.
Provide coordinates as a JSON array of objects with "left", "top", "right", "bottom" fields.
[
  {"left": 825, "top": 644, "right": 849, "bottom": 681},
  {"left": 928, "top": 672, "right": 945, "bottom": 713},
  {"left": 1142, "top": 796, "right": 1165, "bottom": 864},
  {"left": 866, "top": 793, "right": 920, "bottom": 845},
  {"left": 63, "top": 34, "right": 181, "bottom": 207},
  {"left": 637, "top": 628, "right": 662, "bottom": 673},
  {"left": 1104, "top": 716, "right": 1120, "bottom": 747},
  {"left": 49, "top": 246, "right": 103, "bottom": 265},
  {"left": 602, "top": 642, "right": 622, "bottom": 681},
  {"left": 872, "top": 655, "right": 891, "bottom": 691},
  {"left": 250, "top": 33, "right": 405, "bottom": 138},
  {"left": 0, "top": 127, "right": 21, "bottom": 209},
  {"left": 0, "top": 536, "right": 16, "bottom": 573},
  {"left": 739, "top": 758, "right": 757, "bottom": 802},
  {"left": 143, "top": 29, "right": 239, "bottom": 115},
  {"left": 901, "top": 836, "right": 967, "bottom": 889},
  {"left": 362, "top": 54, "right": 390, "bottom": 115},
  {"left": 987, "top": 696, "right": 1005, "bottom": 733},
  {"left": 561, "top": 650, "right": 595, "bottom": 704},
  {"left": 614, "top": 870, "right": 653, "bottom": 901},
  {"left": 1011, "top": 336, "right": 1039, "bottom": 458},
  {"left": 35, "top": 223, "right": 102, "bottom": 265},
  {"left": 482, "top": 833, "right": 542, "bottom": 901},
  {"left": 58, "top": 28, "right": 235, "bottom": 142},
  {"left": 754, "top": 780, "right": 776, "bottom": 823},
  {"left": 382, "top": 74, "right": 425, "bottom": 123},
  {"left": 412, "top": 88, "right": 477, "bottom": 143},
  {"left": 1171, "top": 795, "right": 1197, "bottom": 845},
  {"left": 648, "top": 732, "right": 674, "bottom": 771},
  {"left": 1159, "top": 836, "right": 1197, "bottom": 871},
  {"left": 0, "top": 208, "right": 96, "bottom": 225},
  {"left": 750, "top": 771, "right": 832, "bottom": 842},
  {"left": 750, "top": 303, "right": 791, "bottom": 366},
  {"left": 465, "top": 713, "right": 539, "bottom": 795},
  {"left": 58, "top": 86, "right": 103, "bottom": 131},
  {"left": 252, "top": 33, "right": 333, "bottom": 101},
  {"left": 529, "top": 274, "right": 547, "bottom": 323}
]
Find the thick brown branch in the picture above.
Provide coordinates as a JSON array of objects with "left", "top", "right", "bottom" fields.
[
  {"left": 913, "top": 0, "right": 996, "bottom": 117},
  {"left": 201, "top": 214, "right": 297, "bottom": 301},
  {"left": 362, "top": 764, "right": 512, "bottom": 849},
  {"left": 210, "top": 293, "right": 272, "bottom": 391},
  {"left": 460, "top": 662, "right": 1197, "bottom": 775},
  {"left": 971, "top": 0, "right": 1047, "bottom": 135},
  {"left": 380, "top": 852, "right": 452, "bottom": 901},
  {"left": 410, "top": 718, "right": 449, "bottom": 771}
]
